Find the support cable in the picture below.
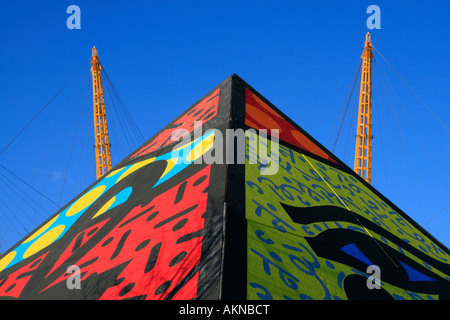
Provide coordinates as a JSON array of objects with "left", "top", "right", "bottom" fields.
[
  {"left": 374, "top": 58, "right": 429, "bottom": 220},
  {"left": 0, "top": 170, "right": 49, "bottom": 229},
  {"left": 102, "top": 67, "right": 145, "bottom": 144},
  {"left": 299, "top": 152, "right": 399, "bottom": 268},
  {"left": 371, "top": 68, "right": 396, "bottom": 200},
  {"left": 373, "top": 46, "right": 449, "bottom": 132},
  {"left": 102, "top": 72, "right": 127, "bottom": 160},
  {"left": 374, "top": 51, "right": 449, "bottom": 199},
  {"left": 327, "top": 60, "right": 362, "bottom": 149},
  {"left": 0, "top": 165, "right": 60, "bottom": 208},
  {"left": 0, "top": 60, "right": 91, "bottom": 157},
  {"left": 332, "top": 60, "right": 361, "bottom": 153},
  {"left": 424, "top": 202, "right": 449, "bottom": 226},
  {"left": 342, "top": 92, "right": 359, "bottom": 163},
  {"left": 0, "top": 193, "right": 25, "bottom": 246},
  {"left": 0, "top": 169, "right": 56, "bottom": 251},
  {"left": 58, "top": 79, "right": 89, "bottom": 205}
]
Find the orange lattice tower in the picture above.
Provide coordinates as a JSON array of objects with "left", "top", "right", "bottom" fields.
[
  {"left": 354, "top": 33, "right": 373, "bottom": 184},
  {"left": 91, "top": 46, "right": 112, "bottom": 179}
]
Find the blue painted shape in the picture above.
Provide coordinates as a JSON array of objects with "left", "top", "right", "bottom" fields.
[
  {"left": 153, "top": 129, "right": 215, "bottom": 187},
  {"left": 249, "top": 283, "right": 273, "bottom": 300},
  {"left": 337, "top": 271, "right": 345, "bottom": 289},
  {"left": 108, "top": 187, "right": 133, "bottom": 211},
  {"left": 341, "top": 243, "right": 374, "bottom": 266},
  {"left": 399, "top": 261, "right": 436, "bottom": 282},
  {"left": 255, "top": 229, "right": 274, "bottom": 244}
]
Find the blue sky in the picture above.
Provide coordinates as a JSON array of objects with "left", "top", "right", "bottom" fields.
[{"left": 0, "top": 1, "right": 448, "bottom": 251}]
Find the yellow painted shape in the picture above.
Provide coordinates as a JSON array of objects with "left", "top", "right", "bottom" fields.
[
  {"left": 186, "top": 133, "right": 215, "bottom": 162},
  {"left": 0, "top": 251, "right": 16, "bottom": 273},
  {"left": 105, "top": 167, "right": 124, "bottom": 178},
  {"left": 116, "top": 157, "right": 155, "bottom": 183},
  {"left": 92, "top": 196, "right": 116, "bottom": 219},
  {"left": 22, "top": 215, "right": 59, "bottom": 244},
  {"left": 23, "top": 225, "right": 65, "bottom": 259},
  {"left": 160, "top": 157, "right": 178, "bottom": 179},
  {"left": 66, "top": 185, "right": 106, "bottom": 217},
  {"left": 172, "top": 138, "right": 193, "bottom": 151}
]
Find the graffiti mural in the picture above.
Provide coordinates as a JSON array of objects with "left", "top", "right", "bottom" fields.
[
  {"left": 245, "top": 130, "right": 450, "bottom": 300},
  {"left": 42, "top": 165, "right": 212, "bottom": 300},
  {"left": 0, "top": 116, "right": 224, "bottom": 299},
  {"left": 0, "top": 74, "right": 448, "bottom": 300},
  {"left": 245, "top": 87, "right": 336, "bottom": 164}
]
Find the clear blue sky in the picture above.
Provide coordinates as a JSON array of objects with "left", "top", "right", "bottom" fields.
[{"left": 0, "top": 1, "right": 448, "bottom": 252}]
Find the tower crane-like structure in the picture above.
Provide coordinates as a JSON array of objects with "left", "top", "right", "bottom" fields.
[
  {"left": 354, "top": 33, "right": 373, "bottom": 184},
  {"left": 90, "top": 46, "right": 112, "bottom": 179}
]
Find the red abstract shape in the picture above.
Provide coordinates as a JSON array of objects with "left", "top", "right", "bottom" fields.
[
  {"left": 45, "top": 219, "right": 110, "bottom": 277},
  {"left": 131, "top": 88, "right": 220, "bottom": 158},
  {"left": 43, "top": 166, "right": 211, "bottom": 300},
  {"left": 0, "top": 252, "right": 48, "bottom": 298},
  {"left": 245, "top": 88, "right": 337, "bottom": 163}
]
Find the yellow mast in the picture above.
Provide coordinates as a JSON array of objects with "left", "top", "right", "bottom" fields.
[
  {"left": 354, "top": 33, "right": 373, "bottom": 184},
  {"left": 90, "top": 46, "right": 112, "bottom": 179}
]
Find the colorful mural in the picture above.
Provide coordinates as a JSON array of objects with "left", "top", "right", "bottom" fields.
[
  {"left": 245, "top": 126, "right": 450, "bottom": 300},
  {"left": 0, "top": 130, "right": 215, "bottom": 275},
  {"left": 245, "top": 87, "right": 337, "bottom": 164},
  {"left": 0, "top": 79, "right": 226, "bottom": 299},
  {"left": 0, "top": 74, "right": 448, "bottom": 300},
  {"left": 0, "top": 164, "right": 211, "bottom": 299}
]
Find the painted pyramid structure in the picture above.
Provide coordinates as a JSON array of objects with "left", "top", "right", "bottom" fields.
[{"left": 0, "top": 75, "right": 448, "bottom": 300}]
